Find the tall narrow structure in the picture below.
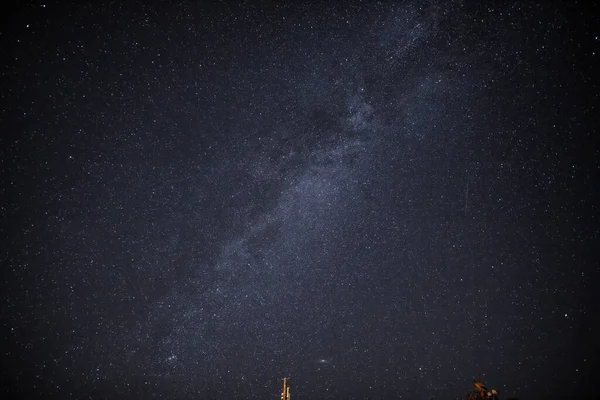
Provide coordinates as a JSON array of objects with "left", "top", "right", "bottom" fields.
[{"left": 280, "top": 377, "right": 291, "bottom": 400}]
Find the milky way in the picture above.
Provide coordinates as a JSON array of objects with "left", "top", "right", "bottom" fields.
[{"left": 2, "top": 1, "right": 598, "bottom": 399}]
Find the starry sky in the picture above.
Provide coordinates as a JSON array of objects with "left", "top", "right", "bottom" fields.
[{"left": 1, "top": 1, "right": 599, "bottom": 399}]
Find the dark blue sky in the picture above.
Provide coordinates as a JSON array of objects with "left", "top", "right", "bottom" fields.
[{"left": 1, "top": 1, "right": 599, "bottom": 399}]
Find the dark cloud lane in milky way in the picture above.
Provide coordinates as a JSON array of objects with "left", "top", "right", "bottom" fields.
[{"left": 1, "top": 1, "right": 599, "bottom": 399}]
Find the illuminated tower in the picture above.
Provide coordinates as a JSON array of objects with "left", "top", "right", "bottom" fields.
[{"left": 280, "top": 377, "right": 291, "bottom": 400}]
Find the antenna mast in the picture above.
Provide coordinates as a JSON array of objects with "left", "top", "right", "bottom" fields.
[{"left": 281, "top": 377, "right": 291, "bottom": 400}]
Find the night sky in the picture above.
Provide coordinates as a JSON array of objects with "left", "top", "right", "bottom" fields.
[{"left": 1, "top": 1, "right": 599, "bottom": 399}]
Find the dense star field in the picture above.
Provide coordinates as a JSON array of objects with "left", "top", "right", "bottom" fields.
[{"left": 1, "top": 1, "right": 598, "bottom": 399}]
